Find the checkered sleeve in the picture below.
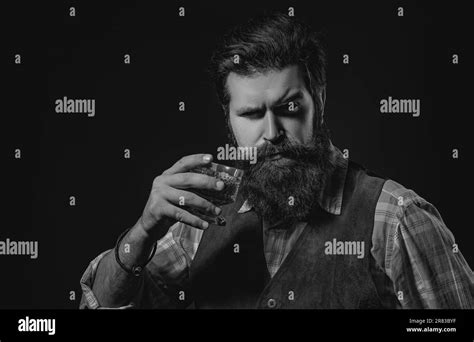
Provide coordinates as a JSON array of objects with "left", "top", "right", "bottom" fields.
[
  {"left": 79, "top": 222, "right": 203, "bottom": 309},
  {"left": 147, "top": 221, "right": 203, "bottom": 284},
  {"left": 373, "top": 180, "right": 474, "bottom": 309}
]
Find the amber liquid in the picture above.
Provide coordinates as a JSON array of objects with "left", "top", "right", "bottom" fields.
[{"left": 185, "top": 163, "right": 243, "bottom": 225}]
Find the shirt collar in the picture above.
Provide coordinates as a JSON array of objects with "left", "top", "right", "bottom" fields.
[{"left": 237, "top": 142, "right": 348, "bottom": 216}]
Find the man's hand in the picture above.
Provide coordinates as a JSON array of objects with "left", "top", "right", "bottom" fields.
[{"left": 137, "top": 154, "right": 224, "bottom": 242}]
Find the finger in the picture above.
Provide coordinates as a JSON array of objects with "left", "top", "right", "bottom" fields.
[
  {"left": 168, "top": 189, "right": 222, "bottom": 217},
  {"left": 161, "top": 204, "right": 211, "bottom": 230},
  {"left": 165, "top": 173, "right": 225, "bottom": 192},
  {"left": 186, "top": 210, "right": 226, "bottom": 227},
  {"left": 162, "top": 154, "right": 213, "bottom": 176}
]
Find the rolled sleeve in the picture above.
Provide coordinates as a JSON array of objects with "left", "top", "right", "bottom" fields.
[
  {"left": 79, "top": 222, "right": 201, "bottom": 309},
  {"left": 79, "top": 249, "right": 135, "bottom": 309}
]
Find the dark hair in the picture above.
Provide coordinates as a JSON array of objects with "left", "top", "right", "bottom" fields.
[{"left": 210, "top": 12, "right": 327, "bottom": 124}]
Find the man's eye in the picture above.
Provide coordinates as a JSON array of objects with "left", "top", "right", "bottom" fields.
[
  {"left": 284, "top": 101, "right": 301, "bottom": 114},
  {"left": 241, "top": 111, "right": 264, "bottom": 118}
]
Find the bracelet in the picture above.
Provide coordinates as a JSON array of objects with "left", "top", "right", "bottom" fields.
[{"left": 114, "top": 227, "right": 158, "bottom": 277}]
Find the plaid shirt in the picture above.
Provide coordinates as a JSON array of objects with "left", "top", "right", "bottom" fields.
[{"left": 80, "top": 145, "right": 474, "bottom": 309}]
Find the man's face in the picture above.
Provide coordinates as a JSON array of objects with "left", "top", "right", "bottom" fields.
[
  {"left": 224, "top": 65, "right": 333, "bottom": 227},
  {"left": 227, "top": 65, "right": 316, "bottom": 151}
]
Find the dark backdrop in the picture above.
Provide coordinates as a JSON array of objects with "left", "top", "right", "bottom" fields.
[{"left": 3, "top": 1, "right": 471, "bottom": 308}]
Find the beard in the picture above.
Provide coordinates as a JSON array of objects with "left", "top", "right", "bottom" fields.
[{"left": 234, "top": 125, "right": 335, "bottom": 228}]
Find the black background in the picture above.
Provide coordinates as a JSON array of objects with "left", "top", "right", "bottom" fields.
[{"left": 2, "top": 1, "right": 471, "bottom": 309}]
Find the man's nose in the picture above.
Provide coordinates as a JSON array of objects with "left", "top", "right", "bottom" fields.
[{"left": 263, "top": 111, "right": 284, "bottom": 144}]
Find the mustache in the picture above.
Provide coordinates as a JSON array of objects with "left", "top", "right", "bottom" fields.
[
  {"left": 232, "top": 126, "right": 332, "bottom": 173},
  {"left": 255, "top": 136, "right": 326, "bottom": 164}
]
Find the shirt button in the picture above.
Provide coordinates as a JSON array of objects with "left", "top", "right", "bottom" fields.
[{"left": 267, "top": 298, "right": 277, "bottom": 308}]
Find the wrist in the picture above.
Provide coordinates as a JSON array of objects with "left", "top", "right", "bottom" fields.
[
  {"left": 115, "top": 227, "right": 157, "bottom": 277},
  {"left": 130, "top": 217, "right": 153, "bottom": 245},
  {"left": 136, "top": 214, "right": 172, "bottom": 242}
]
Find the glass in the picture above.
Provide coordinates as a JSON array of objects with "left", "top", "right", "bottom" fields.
[
  {"left": 185, "top": 162, "right": 244, "bottom": 225},
  {"left": 189, "top": 162, "right": 244, "bottom": 205}
]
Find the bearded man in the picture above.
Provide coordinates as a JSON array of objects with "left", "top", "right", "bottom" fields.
[{"left": 80, "top": 13, "right": 473, "bottom": 309}]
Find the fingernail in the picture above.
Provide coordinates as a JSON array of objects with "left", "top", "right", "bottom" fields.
[
  {"left": 215, "top": 207, "right": 222, "bottom": 215},
  {"left": 202, "top": 221, "right": 209, "bottom": 229},
  {"left": 203, "top": 155, "right": 212, "bottom": 162},
  {"left": 216, "top": 181, "right": 224, "bottom": 190}
]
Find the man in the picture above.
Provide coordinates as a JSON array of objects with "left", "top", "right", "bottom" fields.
[{"left": 80, "top": 13, "right": 473, "bottom": 309}]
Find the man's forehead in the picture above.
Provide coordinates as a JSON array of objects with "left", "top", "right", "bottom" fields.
[{"left": 226, "top": 65, "right": 307, "bottom": 108}]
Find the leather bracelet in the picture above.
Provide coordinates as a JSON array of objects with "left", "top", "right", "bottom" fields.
[{"left": 114, "top": 227, "right": 157, "bottom": 277}]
